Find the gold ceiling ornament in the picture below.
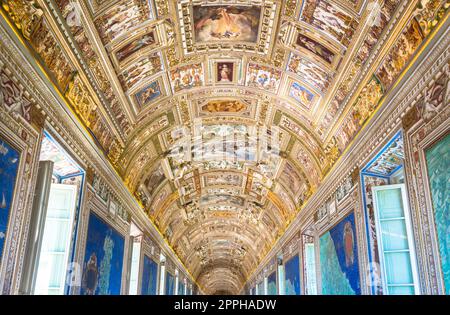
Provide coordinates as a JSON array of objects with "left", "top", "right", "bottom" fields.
[
  {"left": 267, "top": 191, "right": 290, "bottom": 219},
  {"left": 1, "top": 0, "right": 42, "bottom": 40},
  {"left": 178, "top": 98, "right": 191, "bottom": 127},
  {"left": 249, "top": 47, "right": 286, "bottom": 68},
  {"left": 168, "top": 51, "right": 203, "bottom": 73},
  {"left": 166, "top": 45, "right": 180, "bottom": 68},
  {"left": 283, "top": 0, "right": 298, "bottom": 19},
  {"left": 414, "top": 0, "right": 449, "bottom": 36},
  {"left": 107, "top": 139, "right": 124, "bottom": 169},
  {"left": 65, "top": 74, "right": 98, "bottom": 129},
  {"left": 272, "top": 47, "right": 287, "bottom": 68},
  {"left": 352, "top": 78, "right": 384, "bottom": 126},
  {"left": 402, "top": 103, "right": 421, "bottom": 131},
  {"left": 304, "top": 184, "right": 316, "bottom": 200},
  {"left": 154, "top": 0, "right": 170, "bottom": 17},
  {"left": 323, "top": 137, "right": 340, "bottom": 173},
  {"left": 29, "top": 104, "right": 46, "bottom": 130},
  {"left": 88, "top": 57, "right": 109, "bottom": 92}
]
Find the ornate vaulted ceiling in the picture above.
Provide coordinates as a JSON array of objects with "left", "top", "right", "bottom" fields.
[{"left": 1, "top": 0, "right": 448, "bottom": 294}]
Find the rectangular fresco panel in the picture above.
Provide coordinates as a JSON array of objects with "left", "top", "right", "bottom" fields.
[
  {"left": 202, "top": 100, "right": 246, "bottom": 113},
  {"left": 200, "top": 194, "right": 245, "bottom": 207},
  {"left": 119, "top": 53, "right": 162, "bottom": 90},
  {"left": 296, "top": 33, "right": 335, "bottom": 64},
  {"left": 133, "top": 80, "right": 162, "bottom": 109},
  {"left": 320, "top": 212, "right": 361, "bottom": 295},
  {"left": 246, "top": 63, "right": 282, "bottom": 93},
  {"left": 287, "top": 53, "right": 332, "bottom": 93},
  {"left": 81, "top": 212, "right": 125, "bottom": 295},
  {"left": 141, "top": 255, "right": 158, "bottom": 295},
  {"left": 285, "top": 255, "right": 301, "bottom": 295},
  {"left": 300, "top": 0, "right": 358, "bottom": 46},
  {"left": 0, "top": 139, "right": 20, "bottom": 264},
  {"left": 166, "top": 272, "right": 175, "bottom": 295},
  {"left": 193, "top": 6, "right": 261, "bottom": 43},
  {"left": 170, "top": 63, "right": 204, "bottom": 92},
  {"left": 426, "top": 133, "right": 450, "bottom": 294},
  {"left": 289, "top": 82, "right": 315, "bottom": 110},
  {"left": 205, "top": 173, "right": 242, "bottom": 186},
  {"left": 217, "top": 62, "right": 234, "bottom": 83},
  {"left": 115, "top": 31, "right": 156, "bottom": 63},
  {"left": 95, "top": 0, "right": 154, "bottom": 43},
  {"left": 267, "top": 271, "right": 277, "bottom": 295}
]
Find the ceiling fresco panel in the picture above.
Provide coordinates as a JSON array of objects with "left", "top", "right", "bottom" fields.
[
  {"left": 193, "top": 5, "right": 261, "bottom": 43},
  {"left": 299, "top": 0, "right": 360, "bottom": 47},
  {"left": 94, "top": 0, "right": 155, "bottom": 44}
]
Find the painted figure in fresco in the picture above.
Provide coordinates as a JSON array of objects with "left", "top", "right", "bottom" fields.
[
  {"left": 97, "top": 1, "right": 151, "bottom": 43},
  {"left": 218, "top": 63, "right": 233, "bottom": 82},
  {"left": 376, "top": 18, "right": 424, "bottom": 89},
  {"left": 63, "top": 1, "right": 81, "bottom": 30},
  {"left": 344, "top": 221, "right": 355, "bottom": 267},
  {"left": 296, "top": 34, "right": 335, "bottom": 64},
  {"left": 116, "top": 32, "right": 155, "bottom": 62},
  {"left": 139, "top": 86, "right": 156, "bottom": 103},
  {"left": 288, "top": 54, "right": 331, "bottom": 93},
  {"left": 194, "top": 6, "right": 260, "bottom": 42},
  {"left": 82, "top": 252, "right": 99, "bottom": 295},
  {"left": 144, "top": 164, "right": 166, "bottom": 196},
  {"left": 135, "top": 81, "right": 161, "bottom": 108},
  {"left": 193, "top": 69, "right": 202, "bottom": 85},
  {"left": 182, "top": 70, "right": 193, "bottom": 87},
  {"left": 247, "top": 72, "right": 257, "bottom": 86},
  {"left": 220, "top": 64, "right": 231, "bottom": 81},
  {"left": 301, "top": 0, "right": 357, "bottom": 46},
  {"left": 281, "top": 162, "right": 303, "bottom": 196},
  {"left": 290, "top": 83, "right": 315, "bottom": 108},
  {"left": 314, "top": 2, "right": 354, "bottom": 40},
  {"left": 120, "top": 55, "right": 162, "bottom": 90},
  {"left": 171, "top": 64, "right": 204, "bottom": 92},
  {"left": 246, "top": 64, "right": 282, "bottom": 92},
  {"left": 172, "top": 73, "right": 181, "bottom": 91},
  {"left": 203, "top": 100, "right": 245, "bottom": 113},
  {"left": 257, "top": 73, "right": 269, "bottom": 86}
]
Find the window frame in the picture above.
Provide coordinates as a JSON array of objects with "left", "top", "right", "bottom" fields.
[
  {"left": 34, "top": 183, "right": 78, "bottom": 295},
  {"left": 372, "top": 183, "right": 421, "bottom": 294}
]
